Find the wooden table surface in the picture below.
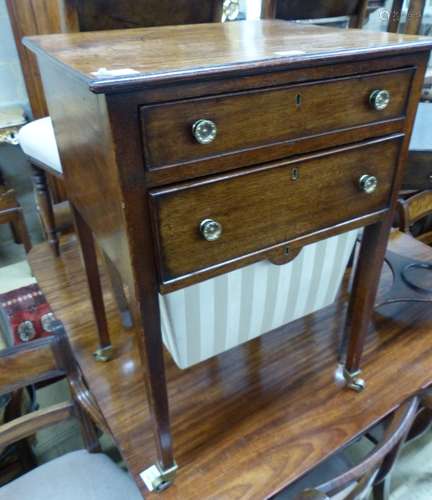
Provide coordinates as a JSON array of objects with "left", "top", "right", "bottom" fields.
[
  {"left": 24, "top": 20, "right": 432, "bottom": 92},
  {"left": 29, "top": 232, "right": 432, "bottom": 499}
]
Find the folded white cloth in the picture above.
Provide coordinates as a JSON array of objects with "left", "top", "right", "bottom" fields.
[{"left": 18, "top": 117, "right": 62, "bottom": 174}]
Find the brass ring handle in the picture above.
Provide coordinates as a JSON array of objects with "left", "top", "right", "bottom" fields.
[
  {"left": 200, "top": 219, "right": 222, "bottom": 241},
  {"left": 192, "top": 119, "right": 217, "bottom": 144},
  {"left": 359, "top": 174, "right": 378, "bottom": 194},
  {"left": 369, "top": 89, "right": 391, "bottom": 111}
]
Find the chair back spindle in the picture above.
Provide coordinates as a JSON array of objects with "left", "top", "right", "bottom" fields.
[{"left": 295, "top": 396, "right": 420, "bottom": 499}]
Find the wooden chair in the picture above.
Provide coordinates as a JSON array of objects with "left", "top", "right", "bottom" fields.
[
  {"left": 397, "top": 190, "right": 432, "bottom": 245},
  {"left": 363, "top": 388, "right": 432, "bottom": 500},
  {"left": 6, "top": 0, "right": 224, "bottom": 256},
  {"left": 273, "top": 395, "right": 420, "bottom": 499},
  {"left": 0, "top": 388, "right": 36, "bottom": 485},
  {"left": 0, "top": 185, "right": 31, "bottom": 255},
  {"left": 262, "top": 0, "right": 369, "bottom": 28},
  {"left": 0, "top": 320, "right": 141, "bottom": 499}
]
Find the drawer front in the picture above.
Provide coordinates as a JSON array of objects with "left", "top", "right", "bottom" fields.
[
  {"left": 150, "top": 136, "right": 402, "bottom": 283},
  {"left": 141, "top": 68, "right": 412, "bottom": 170}
]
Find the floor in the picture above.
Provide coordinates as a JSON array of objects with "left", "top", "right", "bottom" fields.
[{"left": 1, "top": 146, "right": 432, "bottom": 498}]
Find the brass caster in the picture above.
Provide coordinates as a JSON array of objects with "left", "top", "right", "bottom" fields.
[
  {"left": 343, "top": 368, "right": 366, "bottom": 392},
  {"left": 93, "top": 345, "right": 113, "bottom": 362},
  {"left": 140, "top": 462, "right": 178, "bottom": 492}
]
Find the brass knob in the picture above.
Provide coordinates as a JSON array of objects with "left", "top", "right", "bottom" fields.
[
  {"left": 369, "top": 89, "right": 391, "bottom": 111},
  {"left": 200, "top": 219, "right": 222, "bottom": 241},
  {"left": 359, "top": 175, "right": 378, "bottom": 194},
  {"left": 192, "top": 119, "right": 217, "bottom": 144}
]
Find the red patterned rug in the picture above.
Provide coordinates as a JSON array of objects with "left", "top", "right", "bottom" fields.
[{"left": 0, "top": 283, "right": 59, "bottom": 347}]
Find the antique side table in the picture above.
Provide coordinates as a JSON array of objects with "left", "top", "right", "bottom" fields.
[{"left": 24, "top": 20, "right": 432, "bottom": 490}]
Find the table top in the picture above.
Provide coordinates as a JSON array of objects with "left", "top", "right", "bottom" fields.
[
  {"left": 28, "top": 232, "right": 432, "bottom": 498},
  {"left": 23, "top": 20, "right": 432, "bottom": 93}
]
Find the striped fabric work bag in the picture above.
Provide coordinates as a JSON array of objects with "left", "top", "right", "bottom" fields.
[{"left": 159, "top": 229, "right": 358, "bottom": 369}]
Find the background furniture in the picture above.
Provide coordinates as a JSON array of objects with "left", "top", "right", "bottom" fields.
[
  {"left": 6, "top": 0, "right": 225, "bottom": 256},
  {"left": 0, "top": 389, "right": 36, "bottom": 486},
  {"left": 388, "top": 0, "right": 432, "bottom": 195},
  {"left": 0, "top": 106, "right": 30, "bottom": 255},
  {"left": 0, "top": 185, "right": 31, "bottom": 255},
  {"left": 263, "top": 0, "right": 369, "bottom": 27},
  {"left": 0, "top": 320, "right": 141, "bottom": 499},
  {"left": 277, "top": 395, "right": 419, "bottom": 499},
  {"left": 0, "top": 106, "right": 26, "bottom": 146},
  {"left": 27, "top": 229, "right": 432, "bottom": 498},
  {"left": 25, "top": 20, "right": 432, "bottom": 490},
  {"left": 398, "top": 190, "right": 432, "bottom": 244}
]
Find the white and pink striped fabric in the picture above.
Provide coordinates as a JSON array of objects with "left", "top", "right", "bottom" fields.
[{"left": 159, "top": 229, "right": 358, "bottom": 369}]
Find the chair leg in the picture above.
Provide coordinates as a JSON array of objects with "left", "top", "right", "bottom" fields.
[
  {"left": 9, "top": 220, "right": 21, "bottom": 244},
  {"left": 71, "top": 204, "right": 112, "bottom": 361},
  {"left": 101, "top": 251, "right": 133, "bottom": 330},
  {"left": 31, "top": 164, "right": 60, "bottom": 256},
  {"left": 373, "top": 477, "right": 391, "bottom": 500},
  {"left": 74, "top": 400, "right": 101, "bottom": 453},
  {"left": 4, "top": 390, "right": 37, "bottom": 473},
  {"left": 10, "top": 210, "right": 32, "bottom": 253}
]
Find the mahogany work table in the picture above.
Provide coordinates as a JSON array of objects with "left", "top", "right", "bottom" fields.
[{"left": 24, "top": 20, "right": 432, "bottom": 491}]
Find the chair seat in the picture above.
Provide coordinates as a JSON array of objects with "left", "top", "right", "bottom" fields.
[
  {"left": 18, "top": 117, "right": 63, "bottom": 174},
  {"left": 410, "top": 102, "right": 432, "bottom": 152},
  {"left": 0, "top": 449, "right": 142, "bottom": 500}
]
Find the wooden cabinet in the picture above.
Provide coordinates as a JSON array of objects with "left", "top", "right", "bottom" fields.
[{"left": 24, "top": 20, "right": 432, "bottom": 492}]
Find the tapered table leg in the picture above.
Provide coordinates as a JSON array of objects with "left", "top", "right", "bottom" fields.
[
  {"left": 343, "top": 218, "right": 392, "bottom": 391},
  {"left": 31, "top": 165, "right": 59, "bottom": 256},
  {"left": 101, "top": 251, "right": 133, "bottom": 329},
  {"left": 124, "top": 230, "right": 176, "bottom": 490},
  {"left": 129, "top": 285, "right": 177, "bottom": 491},
  {"left": 71, "top": 204, "right": 112, "bottom": 361}
]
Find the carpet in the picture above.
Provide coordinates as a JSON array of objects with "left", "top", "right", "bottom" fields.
[{"left": 0, "top": 283, "right": 58, "bottom": 348}]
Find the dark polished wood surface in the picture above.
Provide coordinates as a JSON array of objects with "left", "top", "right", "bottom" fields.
[
  {"left": 5, "top": 0, "right": 225, "bottom": 256},
  {"left": 28, "top": 232, "right": 432, "bottom": 498},
  {"left": 141, "top": 67, "right": 412, "bottom": 171},
  {"left": 151, "top": 137, "right": 402, "bottom": 286},
  {"left": 24, "top": 19, "right": 432, "bottom": 487},
  {"left": 23, "top": 20, "right": 432, "bottom": 92},
  {"left": 73, "top": 0, "right": 223, "bottom": 31}
]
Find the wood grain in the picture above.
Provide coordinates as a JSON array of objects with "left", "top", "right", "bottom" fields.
[
  {"left": 151, "top": 137, "right": 402, "bottom": 285},
  {"left": 24, "top": 19, "right": 432, "bottom": 491},
  {"left": 0, "top": 402, "right": 74, "bottom": 449},
  {"left": 5, "top": 0, "right": 61, "bottom": 118},
  {"left": 28, "top": 232, "right": 432, "bottom": 498},
  {"left": 0, "top": 339, "right": 63, "bottom": 395},
  {"left": 23, "top": 21, "right": 432, "bottom": 93},
  {"left": 73, "top": 0, "right": 223, "bottom": 31},
  {"left": 141, "top": 68, "right": 412, "bottom": 170}
]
